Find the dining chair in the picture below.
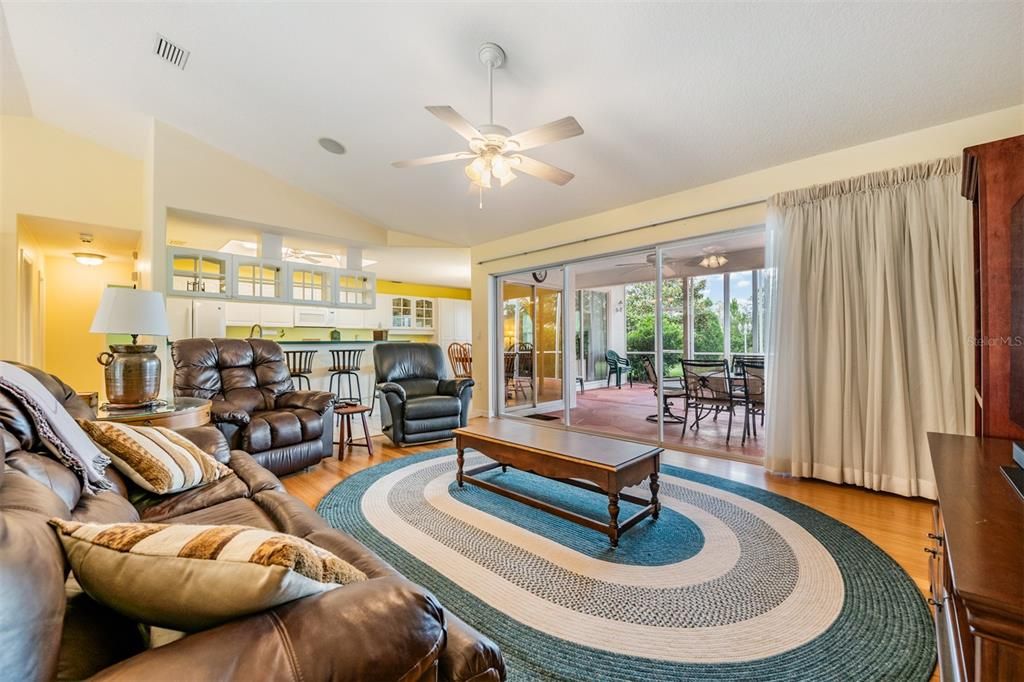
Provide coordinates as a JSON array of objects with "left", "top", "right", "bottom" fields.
[
  {"left": 448, "top": 342, "right": 473, "bottom": 379},
  {"left": 681, "top": 359, "right": 740, "bottom": 444},
  {"left": 739, "top": 360, "right": 766, "bottom": 444},
  {"left": 640, "top": 356, "right": 687, "bottom": 424}
]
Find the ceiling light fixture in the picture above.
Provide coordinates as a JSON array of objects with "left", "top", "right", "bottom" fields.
[
  {"left": 73, "top": 232, "right": 105, "bottom": 265},
  {"left": 318, "top": 137, "right": 346, "bottom": 155},
  {"left": 74, "top": 252, "right": 106, "bottom": 266},
  {"left": 699, "top": 254, "right": 728, "bottom": 269},
  {"left": 392, "top": 42, "right": 584, "bottom": 208}
]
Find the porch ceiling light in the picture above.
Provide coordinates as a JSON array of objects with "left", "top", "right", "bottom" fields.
[{"left": 699, "top": 254, "right": 728, "bottom": 268}]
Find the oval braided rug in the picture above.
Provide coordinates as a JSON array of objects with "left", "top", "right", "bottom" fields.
[{"left": 316, "top": 449, "right": 935, "bottom": 681}]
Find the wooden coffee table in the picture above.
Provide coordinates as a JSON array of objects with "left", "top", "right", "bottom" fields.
[{"left": 454, "top": 420, "right": 662, "bottom": 546}]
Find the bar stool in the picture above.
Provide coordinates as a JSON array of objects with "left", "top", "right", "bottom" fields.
[
  {"left": 283, "top": 349, "right": 317, "bottom": 390},
  {"left": 328, "top": 348, "right": 364, "bottom": 404}
]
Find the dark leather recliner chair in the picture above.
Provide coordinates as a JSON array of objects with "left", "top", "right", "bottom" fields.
[
  {"left": 374, "top": 343, "right": 473, "bottom": 446},
  {"left": 171, "top": 338, "right": 334, "bottom": 475}
]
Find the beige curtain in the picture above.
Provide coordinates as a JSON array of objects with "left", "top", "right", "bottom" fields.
[{"left": 765, "top": 157, "right": 973, "bottom": 499}]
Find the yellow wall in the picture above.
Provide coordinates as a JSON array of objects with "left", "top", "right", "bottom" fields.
[
  {"left": 468, "top": 105, "right": 1024, "bottom": 415},
  {"left": 43, "top": 255, "right": 135, "bottom": 395},
  {"left": 1, "top": 115, "right": 144, "bottom": 362},
  {"left": 376, "top": 280, "right": 471, "bottom": 300}
]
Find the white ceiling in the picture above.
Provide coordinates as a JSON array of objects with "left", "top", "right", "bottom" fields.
[
  {"left": 19, "top": 215, "right": 140, "bottom": 263},
  {"left": 3, "top": 2, "right": 1021, "bottom": 246}
]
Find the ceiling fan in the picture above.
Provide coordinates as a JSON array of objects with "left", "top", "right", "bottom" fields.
[
  {"left": 392, "top": 42, "right": 584, "bottom": 206},
  {"left": 284, "top": 248, "right": 337, "bottom": 265}
]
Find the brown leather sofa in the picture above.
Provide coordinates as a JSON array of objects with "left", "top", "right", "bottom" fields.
[
  {"left": 0, "top": 364, "right": 505, "bottom": 682},
  {"left": 171, "top": 338, "right": 335, "bottom": 476}
]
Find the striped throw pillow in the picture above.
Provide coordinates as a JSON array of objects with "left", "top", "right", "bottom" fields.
[
  {"left": 77, "top": 420, "right": 230, "bottom": 494},
  {"left": 49, "top": 519, "right": 367, "bottom": 631}
]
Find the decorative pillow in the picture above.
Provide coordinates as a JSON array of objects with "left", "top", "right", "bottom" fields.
[
  {"left": 77, "top": 420, "right": 230, "bottom": 494},
  {"left": 49, "top": 519, "right": 368, "bottom": 631}
]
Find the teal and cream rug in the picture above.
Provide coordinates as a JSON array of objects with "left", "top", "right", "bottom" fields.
[{"left": 317, "top": 449, "right": 935, "bottom": 681}]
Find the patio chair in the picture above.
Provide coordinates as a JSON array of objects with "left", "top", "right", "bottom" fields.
[
  {"left": 640, "top": 356, "right": 687, "bottom": 424},
  {"left": 739, "top": 360, "right": 766, "bottom": 444},
  {"left": 605, "top": 350, "right": 633, "bottom": 389},
  {"left": 681, "top": 359, "right": 741, "bottom": 444},
  {"left": 730, "top": 354, "right": 764, "bottom": 377}
]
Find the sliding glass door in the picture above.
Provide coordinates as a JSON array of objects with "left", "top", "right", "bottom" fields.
[
  {"left": 494, "top": 228, "right": 767, "bottom": 460},
  {"left": 497, "top": 270, "right": 565, "bottom": 419}
]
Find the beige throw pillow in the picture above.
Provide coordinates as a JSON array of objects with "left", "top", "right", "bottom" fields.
[
  {"left": 77, "top": 420, "right": 230, "bottom": 494},
  {"left": 50, "top": 519, "right": 368, "bottom": 631}
]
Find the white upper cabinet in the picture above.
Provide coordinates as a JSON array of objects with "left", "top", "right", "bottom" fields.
[
  {"left": 167, "top": 248, "right": 230, "bottom": 298},
  {"left": 233, "top": 259, "right": 285, "bottom": 301},
  {"left": 335, "top": 270, "right": 376, "bottom": 309},
  {"left": 224, "top": 301, "right": 262, "bottom": 327},
  {"left": 334, "top": 307, "right": 366, "bottom": 329},
  {"left": 286, "top": 264, "right": 334, "bottom": 304},
  {"left": 259, "top": 304, "right": 295, "bottom": 328}
]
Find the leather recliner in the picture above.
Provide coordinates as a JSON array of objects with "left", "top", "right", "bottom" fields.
[
  {"left": 374, "top": 343, "right": 474, "bottom": 446},
  {"left": 0, "top": 362, "right": 506, "bottom": 681},
  {"left": 171, "top": 338, "right": 334, "bottom": 475}
]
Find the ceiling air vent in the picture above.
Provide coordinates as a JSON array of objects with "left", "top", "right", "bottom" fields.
[{"left": 153, "top": 34, "right": 189, "bottom": 70}]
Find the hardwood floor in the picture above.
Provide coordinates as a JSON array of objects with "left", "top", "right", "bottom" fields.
[{"left": 283, "top": 417, "right": 939, "bottom": 679}]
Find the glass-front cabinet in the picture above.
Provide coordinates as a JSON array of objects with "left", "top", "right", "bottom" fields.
[
  {"left": 287, "top": 264, "right": 332, "bottom": 303},
  {"left": 168, "top": 249, "right": 229, "bottom": 297},
  {"left": 233, "top": 259, "right": 284, "bottom": 301},
  {"left": 336, "top": 270, "right": 376, "bottom": 309},
  {"left": 391, "top": 297, "right": 413, "bottom": 328},
  {"left": 415, "top": 299, "right": 434, "bottom": 329}
]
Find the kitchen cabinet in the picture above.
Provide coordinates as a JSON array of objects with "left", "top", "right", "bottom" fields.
[
  {"left": 224, "top": 301, "right": 261, "bottom": 327},
  {"left": 286, "top": 264, "right": 333, "bottom": 304},
  {"left": 335, "top": 269, "right": 376, "bottom": 309},
  {"left": 334, "top": 307, "right": 366, "bottom": 329},
  {"left": 259, "top": 304, "right": 294, "bottom": 328},
  {"left": 167, "top": 248, "right": 230, "bottom": 298},
  {"left": 233, "top": 258, "right": 285, "bottom": 301},
  {"left": 388, "top": 296, "right": 434, "bottom": 331}
]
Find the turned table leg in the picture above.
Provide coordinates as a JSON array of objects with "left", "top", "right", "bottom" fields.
[
  {"left": 456, "top": 445, "right": 465, "bottom": 487},
  {"left": 650, "top": 471, "right": 661, "bottom": 519},
  {"left": 608, "top": 492, "right": 620, "bottom": 547}
]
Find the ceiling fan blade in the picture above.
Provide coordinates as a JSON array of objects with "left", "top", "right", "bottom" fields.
[
  {"left": 425, "top": 106, "right": 483, "bottom": 141},
  {"left": 513, "top": 155, "right": 575, "bottom": 186},
  {"left": 392, "top": 151, "right": 473, "bottom": 168},
  {"left": 507, "top": 116, "right": 583, "bottom": 152}
]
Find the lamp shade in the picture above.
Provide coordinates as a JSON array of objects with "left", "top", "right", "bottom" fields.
[{"left": 90, "top": 288, "right": 170, "bottom": 337}]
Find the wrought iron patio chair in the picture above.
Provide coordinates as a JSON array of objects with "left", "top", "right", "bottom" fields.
[{"left": 681, "top": 359, "right": 740, "bottom": 444}]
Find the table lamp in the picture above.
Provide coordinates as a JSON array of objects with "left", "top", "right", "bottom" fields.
[{"left": 90, "top": 288, "right": 170, "bottom": 407}]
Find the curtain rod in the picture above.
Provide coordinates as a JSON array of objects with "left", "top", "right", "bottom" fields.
[{"left": 475, "top": 198, "right": 767, "bottom": 266}]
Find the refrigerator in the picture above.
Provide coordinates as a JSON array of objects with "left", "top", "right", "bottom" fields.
[{"left": 166, "top": 298, "right": 227, "bottom": 340}]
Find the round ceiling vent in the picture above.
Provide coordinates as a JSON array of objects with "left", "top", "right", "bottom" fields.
[{"left": 318, "top": 137, "right": 346, "bottom": 155}]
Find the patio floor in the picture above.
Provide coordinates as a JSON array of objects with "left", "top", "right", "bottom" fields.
[{"left": 537, "top": 383, "right": 766, "bottom": 459}]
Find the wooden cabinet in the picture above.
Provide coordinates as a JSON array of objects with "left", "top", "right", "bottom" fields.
[
  {"left": 963, "top": 135, "right": 1024, "bottom": 439},
  {"left": 388, "top": 296, "right": 434, "bottom": 331},
  {"left": 167, "top": 248, "right": 230, "bottom": 298},
  {"left": 928, "top": 433, "right": 1024, "bottom": 681}
]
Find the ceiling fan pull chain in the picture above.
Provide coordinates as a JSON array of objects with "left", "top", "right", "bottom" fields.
[{"left": 479, "top": 185, "right": 484, "bottom": 209}]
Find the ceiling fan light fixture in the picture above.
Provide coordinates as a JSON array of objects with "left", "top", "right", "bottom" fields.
[{"left": 699, "top": 254, "right": 728, "bottom": 269}]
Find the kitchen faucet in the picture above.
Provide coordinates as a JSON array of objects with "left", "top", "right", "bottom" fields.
[{"left": 249, "top": 323, "right": 263, "bottom": 339}]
